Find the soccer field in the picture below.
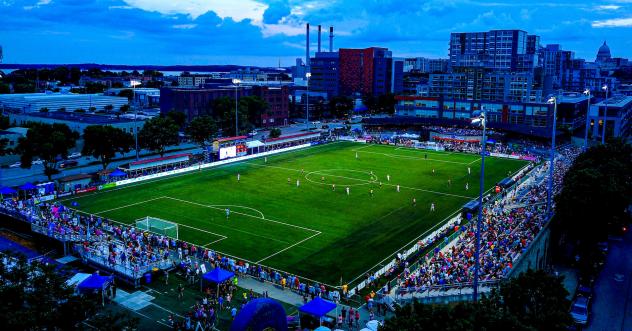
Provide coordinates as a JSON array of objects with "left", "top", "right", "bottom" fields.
[{"left": 62, "top": 142, "right": 528, "bottom": 286}]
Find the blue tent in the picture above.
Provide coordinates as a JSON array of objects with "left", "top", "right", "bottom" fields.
[
  {"left": 77, "top": 273, "right": 113, "bottom": 292},
  {"left": 19, "top": 182, "right": 37, "bottom": 190},
  {"left": 0, "top": 186, "right": 17, "bottom": 195},
  {"left": 298, "top": 296, "right": 337, "bottom": 318},
  {"left": 109, "top": 169, "right": 127, "bottom": 178},
  {"left": 202, "top": 267, "right": 234, "bottom": 283}
]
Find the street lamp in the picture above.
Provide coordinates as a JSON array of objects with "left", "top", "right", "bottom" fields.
[
  {"left": 471, "top": 108, "right": 486, "bottom": 302},
  {"left": 583, "top": 89, "right": 591, "bottom": 150},
  {"left": 130, "top": 79, "right": 142, "bottom": 161},
  {"left": 232, "top": 79, "right": 241, "bottom": 136},
  {"left": 601, "top": 84, "right": 608, "bottom": 145},
  {"left": 546, "top": 96, "right": 558, "bottom": 216},
  {"left": 305, "top": 72, "right": 311, "bottom": 131}
]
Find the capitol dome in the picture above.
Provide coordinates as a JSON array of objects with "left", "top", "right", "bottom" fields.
[{"left": 596, "top": 41, "right": 611, "bottom": 63}]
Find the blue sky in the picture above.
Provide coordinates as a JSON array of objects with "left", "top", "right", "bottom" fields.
[{"left": 1, "top": 0, "right": 631, "bottom": 66}]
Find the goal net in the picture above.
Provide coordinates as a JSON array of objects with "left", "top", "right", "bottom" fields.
[{"left": 135, "top": 216, "right": 179, "bottom": 239}]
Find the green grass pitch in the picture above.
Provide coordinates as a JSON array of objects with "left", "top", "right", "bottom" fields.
[{"left": 63, "top": 142, "right": 528, "bottom": 286}]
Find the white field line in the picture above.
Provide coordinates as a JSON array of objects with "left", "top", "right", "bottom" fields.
[
  {"left": 351, "top": 144, "right": 372, "bottom": 151},
  {"left": 256, "top": 231, "right": 322, "bottom": 264},
  {"left": 92, "top": 197, "right": 165, "bottom": 215},
  {"left": 468, "top": 157, "right": 482, "bottom": 165},
  {"left": 203, "top": 236, "right": 228, "bottom": 247},
  {"left": 247, "top": 162, "right": 475, "bottom": 200},
  {"left": 356, "top": 149, "right": 474, "bottom": 164},
  {"left": 163, "top": 196, "right": 320, "bottom": 234}
]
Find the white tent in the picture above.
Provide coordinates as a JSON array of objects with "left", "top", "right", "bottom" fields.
[{"left": 66, "top": 272, "right": 91, "bottom": 287}]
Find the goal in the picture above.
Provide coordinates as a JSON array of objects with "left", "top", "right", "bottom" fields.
[{"left": 135, "top": 216, "right": 179, "bottom": 239}]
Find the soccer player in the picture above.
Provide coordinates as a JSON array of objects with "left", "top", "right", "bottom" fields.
[
  {"left": 301, "top": 168, "right": 305, "bottom": 174},
  {"left": 264, "top": 157, "right": 267, "bottom": 163},
  {"left": 237, "top": 173, "right": 240, "bottom": 182},
  {"left": 332, "top": 184, "right": 336, "bottom": 191},
  {"left": 465, "top": 182, "right": 469, "bottom": 190},
  {"left": 379, "top": 182, "right": 383, "bottom": 188},
  {"left": 346, "top": 187, "right": 350, "bottom": 195},
  {"left": 288, "top": 177, "right": 291, "bottom": 184},
  {"left": 321, "top": 176, "right": 325, "bottom": 182},
  {"left": 296, "top": 179, "right": 300, "bottom": 187},
  {"left": 468, "top": 167, "right": 471, "bottom": 175},
  {"left": 424, "top": 153, "right": 428, "bottom": 159},
  {"left": 430, "top": 202, "right": 435, "bottom": 211},
  {"left": 396, "top": 184, "right": 400, "bottom": 192},
  {"left": 432, "top": 168, "right": 435, "bottom": 175},
  {"left": 412, "top": 197, "right": 417, "bottom": 206},
  {"left": 448, "top": 179, "right": 452, "bottom": 187},
  {"left": 355, "top": 152, "right": 358, "bottom": 159},
  {"left": 370, "top": 189, "right": 374, "bottom": 197},
  {"left": 387, "top": 174, "right": 391, "bottom": 181},
  {"left": 225, "top": 208, "right": 230, "bottom": 219}
]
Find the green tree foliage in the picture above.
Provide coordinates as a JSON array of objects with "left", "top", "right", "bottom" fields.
[
  {"left": 187, "top": 116, "right": 218, "bottom": 147},
  {"left": 117, "top": 89, "right": 134, "bottom": 100},
  {"left": 269, "top": 127, "right": 282, "bottom": 138},
  {"left": 362, "top": 94, "right": 396, "bottom": 115},
  {"left": 328, "top": 96, "right": 354, "bottom": 118},
  {"left": 139, "top": 116, "right": 179, "bottom": 157},
  {"left": 16, "top": 123, "right": 79, "bottom": 180},
  {"left": 119, "top": 104, "right": 130, "bottom": 113},
  {"left": 0, "top": 114, "right": 9, "bottom": 129},
  {"left": 382, "top": 270, "right": 572, "bottom": 331},
  {"left": 0, "top": 138, "right": 8, "bottom": 155},
  {"left": 552, "top": 140, "right": 632, "bottom": 263},
  {"left": 88, "top": 310, "right": 140, "bottom": 331},
  {"left": 166, "top": 111, "right": 186, "bottom": 128},
  {"left": 0, "top": 251, "right": 99, "bottom": 330},
  {"left": 104, "top": 104, "right": 114, "bottom": 112},
  {"left": 82, "top": 125, "right": 134, "bottom": 170}
]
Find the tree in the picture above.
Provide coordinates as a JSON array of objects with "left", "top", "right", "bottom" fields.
[
  {"left": 0, "top": 138, "right": 8, "bottom": 155},
  {"left": 166, "top": 111, "right": 186, "bottom": 128},
  {"left": 269, "top": 128, "right": 282, "bottom": 138},
  {"left": 39, "top": 107, "right": 49, "bottom": 113},
  {"left": 82, "top": 125, "right": 134, "bottom": 170},
  {"left": 16, "top": 123, "right": 79, "bottom": 180},
  {"left": 328, "top": 96, "right": 354, "bottom": 119},
  {"left": 58, "top": 107, "right": 66, "bottom": 112},
  {"left": 104, "top": 104, "right": 114, "bottom": 112},
  {"left": 117, "top": 89, "right": 134, "bottom": 101},
  {"left": 139, "top": 117, "right": 179, "bottom": 157},
  {"left": 74, "top": 108, "right": 85, "bottom": 113},
  {"left": 0, "top": 114, "right": 9, "bottom": 129},
  {"left": 119, "top": 104, "right": 130, "bottom": 113},
  {"left": 88, "top": 310, "right": 139, "bottom": 331},
  {"left": 382, "top": 270, "right": 572, "bottom": 331},
  {"left": 187, "top": 116, "right": 217, "bottom": 147},
  {"left": 552, "top": 139, "right": 632, "bottom": 266},
  {"left": 0, "top": 251, "right": 99, "bottom": 330}
]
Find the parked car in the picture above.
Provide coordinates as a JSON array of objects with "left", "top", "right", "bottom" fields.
[
  {"left": 32, "top": 159, "right": 44, "bottom": 165},
  {"left": 68, "top": 152, "right": 82, "bottom": 159},
  {"left": 570, "top": 296, "right": 589, "bottom": 325},
  {"left": 577, "top": 284, "right": 593, "bottom": 300},
  {"left": 9, "top": 161, "right": 21, "bottom": 168},
  {"left": 59, "top": 160, "right": 78, "bottom": 168}
]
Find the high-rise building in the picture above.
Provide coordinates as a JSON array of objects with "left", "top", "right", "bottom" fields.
[
  {"left": 310, "top": 52, "right": 340, "bottom": 98},
  {"left": 449, "top": 29, "right": 540, "bottom": 72},
  {"left": 339, "top": 47, "right": 402, "bottom": 97},
  {"left": 403, "top": 57, "right": 449, "bottom": 73}
]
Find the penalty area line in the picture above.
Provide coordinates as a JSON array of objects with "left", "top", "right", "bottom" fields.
[{"left": 256, "top": 231, "right": 322, "bottom": 264}]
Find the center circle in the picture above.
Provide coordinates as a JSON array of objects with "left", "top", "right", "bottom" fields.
[{"left": 304, "top": 169, "right": 378, "bottom": 187}]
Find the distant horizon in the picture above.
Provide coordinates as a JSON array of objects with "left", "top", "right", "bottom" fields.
[{"left": 0, "top": 1, "right": 631, "bottom": 66}]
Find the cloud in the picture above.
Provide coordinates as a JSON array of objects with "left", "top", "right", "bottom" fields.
[
  {"left": 592, "top": 17, "right": 632, "bottom": 27},
  {"left": 595, "top": 5, "right": 621, "bottom": 10},
  {"left": 123, "top": 0, "right": 268, "bottom": 21},
  {"left": 262, "top": 0, "right": 291, "bottom": 23}
]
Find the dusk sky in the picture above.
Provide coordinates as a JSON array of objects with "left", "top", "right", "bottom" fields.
[{"left": 1, "top": 0, "right": 631, "bottom": 66}]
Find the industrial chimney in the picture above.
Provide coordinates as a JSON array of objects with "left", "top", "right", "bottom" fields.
[
  {"left": 317, "top": 25, "right": 322, "bottom": 53},
  {"left": 329, "top": 26, "right": 334, "bottom": 52},
  {"left": 305, "top": 23, "right": 310, "bottom": 67}
]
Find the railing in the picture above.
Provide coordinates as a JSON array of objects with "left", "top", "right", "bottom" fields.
[{"left": 395, "top": 279, "right": 501, "bottom": 302}]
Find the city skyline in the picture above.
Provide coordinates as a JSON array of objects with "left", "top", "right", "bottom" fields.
[{"left": 0, "top": 0, "right": 631, "bottom": 66}]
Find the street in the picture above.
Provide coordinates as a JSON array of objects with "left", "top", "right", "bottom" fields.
[{"left": 585, "top": 230, "right": 632, "bottom": 331}]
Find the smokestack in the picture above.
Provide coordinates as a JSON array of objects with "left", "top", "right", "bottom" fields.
[
  {"left": 317, "top": 25, "right": 322, "bottom": 53},
  {"left": 305, "top": 23, "right": 310, "bottom": 67},
  {"left": 329, "top": 26, "right": 334, "bottom": 52}
]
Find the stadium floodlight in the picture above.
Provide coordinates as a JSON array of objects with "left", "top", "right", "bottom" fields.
[
  {"left": 601, "top": 83, "right": 609, "bottom": 144},
  {"left": 547, "top": 96, "right": 556, "bottom": 104},
  {"left": 472, "top": 106, "right": 487, "bottom": 302},
  {"left": 232, "top": 78, "right": 241, "bottom": 85},
  {"left": 130, "top": 80, "right": 142, "bottom": 87},
  {"left": 583, "top": 89, "right": 591, "bottom": 150},
  {"left": 545, "top": 94, "right": 558, "bottom": 216},
  {"left": 305, "top": 72, "right": 311, "bottom": 131},
  {"left": 233, "top": 79, "right": 241, "bottom": 135}
]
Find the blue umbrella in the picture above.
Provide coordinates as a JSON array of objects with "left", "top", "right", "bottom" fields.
[
  {"left": 19, "top": 182, "right": 37, "bottom": 190},
  {"left": 109, "top": 169, "right": 127, "bottom": 178}
]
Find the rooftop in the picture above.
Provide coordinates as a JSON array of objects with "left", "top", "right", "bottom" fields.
[
  {"left": 18, "top": 111, "right": 140, "bottom": 124},
  {"left": 594, "top": 95, "right": 632, "bottom": 108}
]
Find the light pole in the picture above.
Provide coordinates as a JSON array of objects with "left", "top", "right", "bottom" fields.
[
  {"left": 131, "top": 80, "right": 141, "bottom": 161},
  {"left": 232, "top": 79, "right": 241, "bottom": 136},
  {"left": 471, "top": 108, "right": 486, "bottom": 302},
  {"left": 601, "top": 84, "right": 608, "bottom": 145},
  {"left": 546, "top": 96, "right": 558, "bottom": 216},
  {"left": 305, "top": 72, "right": 311, "bottom": 131},
  {"left": 583, "top": 89, "right": 591, "bottom": 150}
]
